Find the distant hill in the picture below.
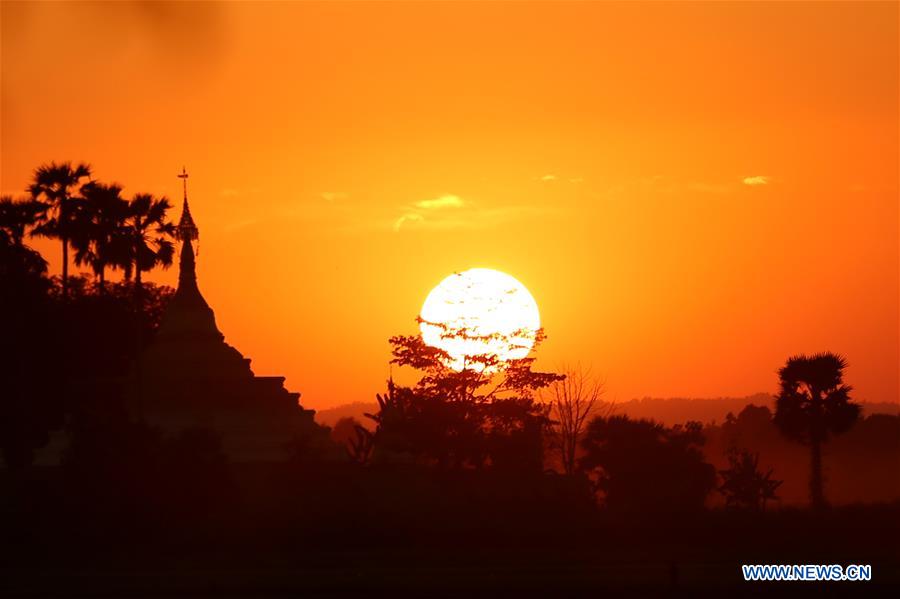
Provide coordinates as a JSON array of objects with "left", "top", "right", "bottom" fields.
[
  {"left": 315, "top": 402, "right": 379, "bottom": 428},
  {"left": 314, "top": 395, "right": 899, "bottom": 428}
]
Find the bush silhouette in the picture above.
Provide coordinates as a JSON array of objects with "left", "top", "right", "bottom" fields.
[{"left": 580, "top": 415, "right": 716, "bottom": 514}]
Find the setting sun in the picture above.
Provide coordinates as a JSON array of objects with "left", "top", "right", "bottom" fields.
[{"left": 419, "top": 268, "right": 540, "bottom": 371}]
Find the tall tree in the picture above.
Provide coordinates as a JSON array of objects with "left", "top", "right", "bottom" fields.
[
  {"left": 29, "top": 161, "right": 92, "bottom": 300},
  {"left": 123, "top": 193, "right": 174, "bottom": 418},
  {"left": 773, "top": 352, "right": 860, "bottom": 509},
  {"left": 123, "top": 193, "right": 176, "bottom": 298},
  {"left": 72, "top": 182, "right": 130, "bottom": 292},
  {"left": 544, "top": 366, "right": 609, "bottom": 475}
]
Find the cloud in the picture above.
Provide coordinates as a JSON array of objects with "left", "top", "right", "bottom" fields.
[
  {"left": 742, "top": 175, "right": 769, "bottom": 186},
  {"left": 393, "top": 213, "right": 424, "bottom": 232},
  {"left": 391, "top": 204, "right": 548, "bottom": 233},
  {"left": 538, "top": 174, "right": 557, "bottom": 182},
  {"left": 321, "top": 191, "right": 349, "bottom": 202},
  {"left": 569, "top": 177, "right": 584, "bottom": 184},
  {"left": 415, "top": 194, "right": 464, "bottom": 209}
]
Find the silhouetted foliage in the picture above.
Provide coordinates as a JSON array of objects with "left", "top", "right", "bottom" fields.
[
  {"left": 1, "top": 212, "right": 63, "bottom": 470},
  {"left": 580, "top": 416, "right": 716, "bottom": 515},
  {"left": 347, "top": 423, "right": 374, "bottom": 465},
  {"left": 703, "top": 406, "right": 899, "bottom": 506},
  {"left": 50, "top": 275, "right": 174, "bottom": 378},
  {"left": 0, "top": 195, "right": 44, "bottom": 249},
  {"left": 773, "top": 352, "right": 860, "bottom": 508},
  {"left": 1, "top": 234, "right": 171, "bottom": 470},
  {"left": 122, "top": 193, "right": 176, "bottom": 287},
  {"left": 331, "top": 417, "right": 373, "bottom": 464},
  {"left": 368, "top": 324, "right": 561, "bottom": 471},
  {"left": 28, "top": 161, "right": 92, "bottom": 300},
  {"left": 718, "top": 447, "right": 782, "bottom": 511},
  {"left": 71, "top": 181, "right": 131, "bottom": 290},
  {"left": 287, "top": 427, "right": 338, "bottom": 463}
]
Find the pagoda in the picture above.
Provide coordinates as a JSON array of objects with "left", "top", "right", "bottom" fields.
[{"left": 137, "top": 168, "right": 323, "bottom": 460}]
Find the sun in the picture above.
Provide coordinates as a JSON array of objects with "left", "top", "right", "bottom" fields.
[{"left": 419, "top": 268, "right": 541, "bottom": 371}]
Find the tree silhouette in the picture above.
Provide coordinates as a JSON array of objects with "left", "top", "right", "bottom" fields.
[
  {"left": 543, "top": 366, "right": 609, "bottom": 475},
  {"left": 370, "top": 323, "right": 562, "bottom": 469},
  {"left": 72, "top": 181, "right": 130, "bottom": 292},
  {"left": 0, "top": 195, "right": 47, "bottom": 277},
  {"left": 347, "top": 424, "right": 374, "bottom": 465},
  {"left": 773, "top": 352, "right": 860, "bottom": 509},
  {"left": 123, "top": 193, "right": 176, "bottom": 296},
  {"left": 718, "top": 447, "right": 782, "bottom": 511},
  {"left": 580, "top": 416, "right": 716, "bottom": 514},
  {"left": 331, "top": 417, "right": 374, "bottom": 464},
  {"left": 28, "top": 161, "right": 92, "bottom": 300},
  {"left": 0, "top": 195, "right": 42, "bottom": 246},
  {"left": 0, "top": 217, "right": 62, "bottom": 471}
]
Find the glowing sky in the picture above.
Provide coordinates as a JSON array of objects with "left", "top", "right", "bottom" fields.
[{"left": 2, "top": 1, "right": 897, "bottom": 409}]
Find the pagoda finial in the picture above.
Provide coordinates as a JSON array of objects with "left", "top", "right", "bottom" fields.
[
  {"left": 178, "top": 166, "right": 189, "bottom": 201},
  {"left": 176, "top": 167, "right": 199, "bottom": 242}
]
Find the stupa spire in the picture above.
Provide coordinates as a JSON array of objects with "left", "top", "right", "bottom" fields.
[
  {"left": 171, "top": 167, "right": 209, "bottom": 311},
  {"left": 176, "top": 166, "right": 199, "bottom": 242}
]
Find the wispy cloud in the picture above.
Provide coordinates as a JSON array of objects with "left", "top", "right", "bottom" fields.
[
  {"left": 393, "top": 193, "right": 465, "bottom": 231},
  {"left": 742, "top": 175, "right": 769, "bottom": 186},
  {"left": 534, "top": 174, "right": 585, "bottom": 184},
  {"left": 415, "top": 194, "right": 465, "bottom": 209},
  {"left": 393, "top": 213, "right": 424, "bottom": 232},
  {"left": 391, "top": 192, "right": 549, "bottom": 233},
  {"left": 321, "top": 191, "right": 349, "bottom": 202}
]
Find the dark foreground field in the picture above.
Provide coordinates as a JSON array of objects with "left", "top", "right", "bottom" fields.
[{"left": 2, "top": 463, "right": 898, "bottom": 597}]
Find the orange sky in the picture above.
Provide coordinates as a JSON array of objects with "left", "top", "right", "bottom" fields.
[{"left": 2, "top": 1, "right": 898, "bottom": 410}]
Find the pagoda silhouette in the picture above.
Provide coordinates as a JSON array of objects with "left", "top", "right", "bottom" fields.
[{"left": 136, "top": 169, "right": 325, "bottom": 460}]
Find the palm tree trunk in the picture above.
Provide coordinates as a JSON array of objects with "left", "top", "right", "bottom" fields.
[
  {"left": 809, "top": 435, "right": 825, "bottom": 509},
  {"left": 61, "top": 234, "right": 68, "bottom": 300},
  {"left": 134, "top": 265, "right": 144, "bottom": 419},
  {"left": 98, "top": 266, "right": 106, "bottom": 294},
  {"left": 134, "top": 266, "right": 142, "bottom": 308}
]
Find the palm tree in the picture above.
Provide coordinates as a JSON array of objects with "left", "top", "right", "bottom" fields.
[
  {"left": 123, "top": 193, "right": 176, "bottom": 300},
  {"left": 773, "top": 352, "right": 860, "bottom": 509},
  {"left": 72, "top": 182, "right": 130, "bottom": 292},
  {"left": 123, "top": 193, "right": 174, "bottom": 419},
  {"left": 28, "top": 161, "right": 92, "bottom": 299}
]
